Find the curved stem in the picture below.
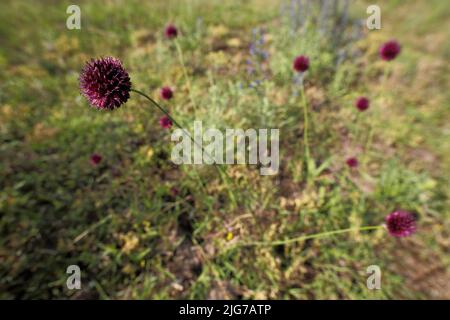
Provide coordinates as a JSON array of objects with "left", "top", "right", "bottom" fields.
[
  {"left": 238, "top": 225, "right": 384, "bottom": 248},
  {"left": 131, "top": 89, "right": 193, "bottom": 142},
  {"left": 131, "top": 88, "right": 238, "bottom": 208}
]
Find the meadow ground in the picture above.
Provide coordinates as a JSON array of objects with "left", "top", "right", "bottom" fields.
[{"left": 0, "top": 0, "right": 449, "bottom": 299}]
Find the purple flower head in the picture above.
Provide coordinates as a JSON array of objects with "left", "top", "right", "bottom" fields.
[
  {"left": 80, "top": 57, "right": 131, "bottom": 110},
  {"left": 159, "top": 115, "right": 173, "bottom": 129},
  {"left": 355, "top": 96, "right": 370, "bottom": 111},
  {"left": 385, "top": 210, "right": 417, "bottom": 237},
  {"left": 90, "top": 153, "right": 102, "bottom": 165},
  {"left": 160, "top": 86, "right": 174, "bottom": 100},
  {"left": 164, "top": 24, "right": 178, "bottom": 39},
  {"left": 379, "top": 40, "right": 401, "bottom": 61},
  {"left": 346, "top": 157, "right": 358, "bottom": 168},
  {"left": 293, "top": 55, "right": 309, "bottom": 73}
]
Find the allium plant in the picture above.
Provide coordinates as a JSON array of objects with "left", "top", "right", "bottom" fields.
[
  {"left": 159, "top": 115, "right": 173, "bottom": 129},
  {"left": 235, "top": 210, "right": 417, "bottom": 249},
  {"left": 90, "top": 153, "right": 102, "bottom": 165},
  {"left": 293, "top": 54, "right": 312, "bottom": 183},
  {"left": 380, "top": 40, "right": 401, "bottom": 61},
  {"left": 293, "top": 55, "right": 309, "bottom": 73},
  {"left": 164, "top": 24, "right": 178, "bottom": 39},
  {"left": 346, "top": 157, "right": 358, "bottom": 168},
  {"left": 80, "top": 57, "right": 131, "bottom": 110},
  {"left": 355, "top": 96, "right": 369, "bottom": 111},
  {"left": 80, "top": 58, "right": 184, "bottom": 134},
  {"left": 80, "top": 57, "right": 172, "bottom": 118},
  {"left": 79, "top": 55, "right": 237, "bottom": 207},
  {"left": 160, "top": 86, "right": 174, "bottom": 100},
  {"left": 385, "top": 211, "right": 417, "bottom": 237}
]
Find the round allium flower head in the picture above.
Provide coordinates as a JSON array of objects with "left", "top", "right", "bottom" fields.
[
  {"left": 346, "top": 157, "right": 358, "bottom": 168},
  {"left": 293, "top": 55, "right": 309, "bottom": 72},
  {"left": 90, "top": 153, "right": 102, "bottom": 165},
  {"left": 355, "top": 96, "right": 370, "bottom": 111},
  {"left": 160, "top": 86, "right": 174, "bottom": 100},
  {"left": 385, "top": 210, "right": 417, "bottom": 237},
  {"left": 80, "top": 57, "right": 131, "bottom": 110},
  {"left": 164, "top": 24, "right": 178, "bottom": 39},
  {"left": 159, "top": 115, "right": 173, "bottom": 129},
  {"left": 379, "top": 40, "right": 401, "bottom": 61}
]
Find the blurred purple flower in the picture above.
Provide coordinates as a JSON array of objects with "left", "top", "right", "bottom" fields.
[
  {"left": 160, "top": 86, "right": 174, "bottom": 100},
  {"left": 159, "top": 115, "right": 173, "bottom": 129},
  {"left": 293, "top": 55, "right": 309, "bottom": 72},
  {"left": 80, "top": 57, "right": 131, "bottom": 110},
  {"left": 380, "top": 40, "right": 401, "bottom": 61},
  {"left": 346, "top": 157, "right": 358, "bottom": 168},
  {"left": 385, "top": 210, "right": 417, "bottom": 237},
  {"left": 165, "top": 24, "right": 178, "bottom": 39},
  {"left": 90, "top": 153, "right": 102, "bottom": 165},
  {"left": 355, "top": 96, "right": 369, "bottom": 111}
]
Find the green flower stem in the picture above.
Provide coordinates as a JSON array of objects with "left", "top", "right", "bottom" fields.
[
  {"left": 238, "top": 225, "right": 384, "bottom": 248},
  {"left": 132, "top": 88, "right": 183, "bottom": 129},
  {"left": 131, "top": 88, "right": 238, "bottom": 208}
]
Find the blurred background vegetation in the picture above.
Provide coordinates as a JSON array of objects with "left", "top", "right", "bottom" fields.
[{"left": 0, "top": 0, "right": 448, "bottom": 299}]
